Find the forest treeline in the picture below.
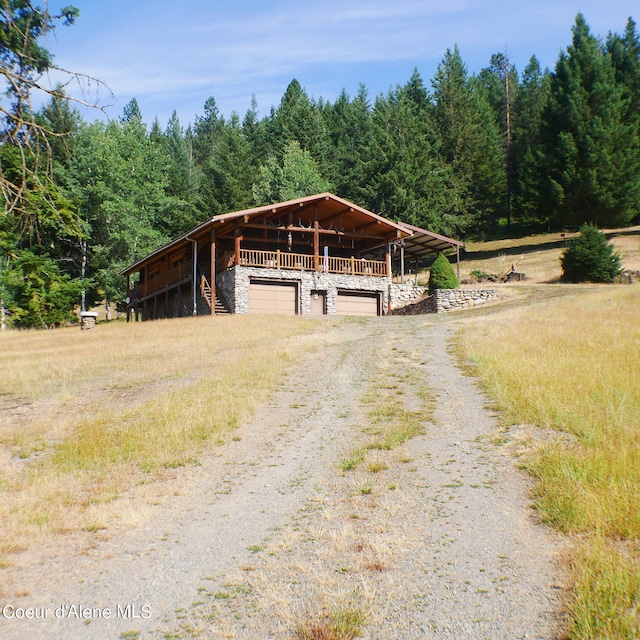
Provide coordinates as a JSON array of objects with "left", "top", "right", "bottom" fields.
[{"left": 1, "top": 11, "right": 639, "bottom": 327}]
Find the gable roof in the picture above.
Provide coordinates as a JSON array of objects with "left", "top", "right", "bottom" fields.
[{"left": 121, "top": 193, "right": 461, "bottom": 276}]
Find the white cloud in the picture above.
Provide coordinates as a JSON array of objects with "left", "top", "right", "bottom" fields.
[{"left": 49, "top": 0, "right": 639, "bottom": 124}]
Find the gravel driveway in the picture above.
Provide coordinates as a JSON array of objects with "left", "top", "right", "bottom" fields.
[{"left": 1, "top": 315, "right": 566, "bottom": 639}]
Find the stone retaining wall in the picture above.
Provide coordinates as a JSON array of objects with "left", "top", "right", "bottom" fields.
[
  {"left": 389, "top": 282, "right": 428, "bottom": 310},
  {"left": 392, "top": 288, "right": 500, "bottom": 315},
  {"left": 433, "top": 289, "right": 500, "bottom": 312}
]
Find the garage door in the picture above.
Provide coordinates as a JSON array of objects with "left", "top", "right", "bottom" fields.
[
  {"left": 248, "top": 281, "right": 297, "bottom": 315},
  {"left": 336, "top": 291, "right": 379, "bottom": 316}
]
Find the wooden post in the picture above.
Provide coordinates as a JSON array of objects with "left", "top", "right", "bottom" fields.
[
  {"left": 385, "top": 244, "right": 392, "bottom": 279},
  {"left": 456, "top": 245, "right": 461, "bottom": 280},
  {"left": 191, "top": 239, "right": 198, "bottom": 316},
  {"left": 235, "top": 232, "right": 242, "bottom": 266},
  {"left": 276, "top": 248, "right": 281, "bottom": 268},
  {"left": 350, "top": 256, "right": 355, "bottom": 275},
  {"left": 313, "top": 221, "right": 320, "bottom": 271},
  {"left": 400, "top": 244, "right": 405, "bottom": 284},
  {"left": 210, "top": 228, "right": 216, "bottom": 315},
  {"left": 126, "top": 274, "right": 130, "bottom": 322}
]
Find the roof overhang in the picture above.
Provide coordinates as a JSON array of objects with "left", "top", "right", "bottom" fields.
[{"left": 395, "top": 222, "right": 463, "bottom": 257}]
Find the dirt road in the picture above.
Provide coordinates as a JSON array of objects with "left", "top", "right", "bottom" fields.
[{"left": 1, "top": 315, "right": 565, "bottom": 639}]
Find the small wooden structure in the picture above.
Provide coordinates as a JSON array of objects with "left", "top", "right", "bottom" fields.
[{"left": 120, "top": 193, "right": 462, "bottom": 319}]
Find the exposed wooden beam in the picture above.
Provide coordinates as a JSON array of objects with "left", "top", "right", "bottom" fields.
[
  {"left": 318, "top": 206, "right": 354, "bottom": 226},
  {"left": 236, "top": 222, "right": 391, "bottom": 240},
  {"left": 352, "top": 219, "right": 380, "bottom": 232}
]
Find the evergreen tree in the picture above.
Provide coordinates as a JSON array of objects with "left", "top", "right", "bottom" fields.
[
  {"left": 607, "top": 18, "right": 640, "bottom": 118},
  {"left": 512, "top": 56, "right": 552, "bottom": 226},
  {"left": 203, "top": 112, "right": 258, "bottom": 214},
  {"left": 253, "top": 140, "right": 332, "bottom": 205},
  {"left": 540, "top": 14, "right": 640, "bottom": 228},
  {"left": 428, "top": 252, "right": 460, "bottom": 292},
  {"left": 163, "top": 110, "right": 203, "bottom": 232},
  {"left": 269, "top": 79, "right": 330, "bottom": 167},
  {"left": 432, "top": 47, "right": 504, "bottom": 235},
  {"left": 121, "top": 97, "right": 142, "bottom": 123},
  {"left": 560, "top": 224, "right": 622, "bottom": 282},
  {"left": 242, "top": 95, "right": 270, "bottom": 166},
  {"left": 322, "top": 84, "right": 372, "bottom": 202},
  {"left": 192, "top": 96, "right": 225, "bottom": 166},
  {"left": 475, "top": 53, "right": 518, "bottom": 229},
  {"left": 361, "top": 72, "right": 461, "bottom": 236}
]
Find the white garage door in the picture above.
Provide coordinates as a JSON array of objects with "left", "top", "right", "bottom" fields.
[
  {"left": 248, "top": 281, "right": 297, "bottom": 315},
  {"left": 336, "top": 291, "right": 379, "bottom": 316}
]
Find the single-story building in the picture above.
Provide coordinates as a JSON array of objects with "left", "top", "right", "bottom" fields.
[{"left": 121, "top": 193, "right": 462, "bottom": 319}]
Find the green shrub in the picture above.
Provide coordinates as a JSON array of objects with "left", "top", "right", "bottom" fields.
[
  {"left": 561, "top": 225, "right": 622, "bottom": 283},
  {"left": 428, "top": 252, "right": 460, "bottom": 293}
]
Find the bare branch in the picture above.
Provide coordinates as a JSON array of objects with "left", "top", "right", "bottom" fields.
[{"left": 1, "top": 0, "right": 112, "bottom": 224}]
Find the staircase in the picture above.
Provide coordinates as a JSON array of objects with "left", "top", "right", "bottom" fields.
[
  {"left": 200, "top": 275, "right": 230, "bottom": 315},
  {"left": 214, "top": 294, "right": 229, "bottom": 315}
]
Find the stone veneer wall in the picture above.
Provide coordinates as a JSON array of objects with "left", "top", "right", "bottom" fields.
[
  {"left": 216, "top": 269, "right": 237, "bottom": 313},
  {"left": 217, "top": 266, "right": 392, "bottom": 315}
]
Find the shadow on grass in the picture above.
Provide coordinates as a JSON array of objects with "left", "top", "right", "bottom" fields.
[{"left": 462, "top": 238, "right": 569, "bottom": 262}]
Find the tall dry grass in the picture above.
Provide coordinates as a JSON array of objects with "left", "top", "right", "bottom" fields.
[
  {"left": 456, "top": 285, "right": 640, "bottom": 638},
  {"left": 0, "top": 315, "right": 321, "bottom": 555}
]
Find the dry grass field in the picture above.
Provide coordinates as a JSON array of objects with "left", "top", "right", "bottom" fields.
[
  {"left": 456, "top": 285, "right": 640, "bottom": 639},
  {"left": 1, "top": 227, "right": 638, "bottom": 638},
  {"left": 0, "top": 315, "right": 322, "bottom": 558}
]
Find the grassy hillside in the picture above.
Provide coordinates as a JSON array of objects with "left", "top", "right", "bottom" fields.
[{"left": 459, "top": 225, "right": 640, "bottom": 283}]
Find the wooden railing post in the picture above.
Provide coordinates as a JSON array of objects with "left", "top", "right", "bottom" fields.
[{"left": 276, "top": 249, "right": 280, "bottom": 268}]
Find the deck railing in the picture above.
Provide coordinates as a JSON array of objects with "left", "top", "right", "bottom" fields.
[
  {"left": 239, "top": 249, "right": 314, "bottom": 271},
  {"left": 239, "top": 249, "right": 387, "bottom": 277}
]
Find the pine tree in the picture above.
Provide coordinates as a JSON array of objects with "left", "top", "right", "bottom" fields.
[
  {"left": 322, "top": 85, "right": 372, "bottom": 201},
  {"left": 253, "top": 140, "right": 332, "bottom": 205},
  {"left": 192, "top": 96, "right": 225, "bottom": 166},
  {"left": 269, "top": 79, "right": 330, "bottom": 167},
  {"left": 512, "top": 56, "right": 552, "bottom": 227},
  {"left": 475, "top": 53, "right": 518, "bottom": 229},
  {"left": 204, "top": 113, "right": 258, "bottom": 214},
  {"left": 540, "top": 14, "right": 640, "bottom": 228},
  {"left": 432, "top": 47, "right": 504, "bottom": 235},
  {"left": 560, "top": 224, "right": 622, "bottom": 282},
  {"left": 361, "top": 72, "right": 461, "bottom": 236},
  {"left": 163, "top": 110, "right": 203, "bottom": 232}
]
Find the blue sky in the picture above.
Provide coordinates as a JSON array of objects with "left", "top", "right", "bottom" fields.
[{"left": 44, "top": 0, "right": 638, "bottom": 129}]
